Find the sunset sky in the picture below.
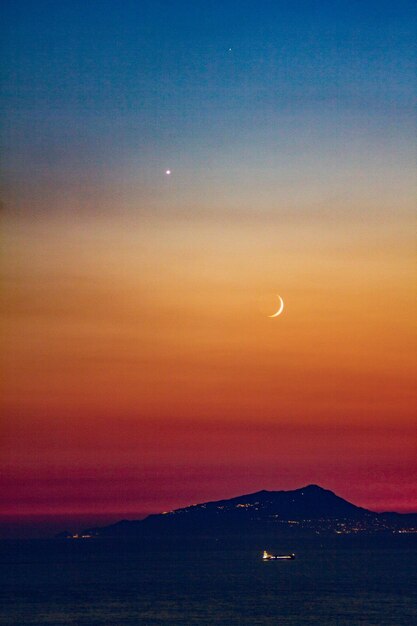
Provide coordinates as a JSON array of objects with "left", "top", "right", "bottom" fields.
[{"left": 1, "top": 1, "right": 416, "bottom": 530}]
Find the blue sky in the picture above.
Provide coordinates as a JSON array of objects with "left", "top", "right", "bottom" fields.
[{"left": 1, "top": 0, "right": 415, "bottom": 217}]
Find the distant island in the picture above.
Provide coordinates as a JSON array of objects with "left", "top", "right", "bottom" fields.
[{"left": 58, "top": 485, "right": 417, "bottom": 540}]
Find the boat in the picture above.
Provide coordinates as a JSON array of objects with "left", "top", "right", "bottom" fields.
[{"left": 262, "top": 550, "right": 295, "bottom": 561}]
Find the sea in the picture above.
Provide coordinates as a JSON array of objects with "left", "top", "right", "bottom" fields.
[{"left": 0, "top": 535, "right": 416, "bottom": 625}]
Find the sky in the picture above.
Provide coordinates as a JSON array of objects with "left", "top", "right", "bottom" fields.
[{"left": 1, "top": 0, "right": 416, "bottom": 533}]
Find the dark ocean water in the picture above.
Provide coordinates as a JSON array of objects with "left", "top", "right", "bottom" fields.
[{"left": 0, "top": 536, "right": 416, "bottom": 625}]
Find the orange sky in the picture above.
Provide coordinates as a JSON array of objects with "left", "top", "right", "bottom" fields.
[{"left": 2, "top": 201, "right": 416, "bottom": 516}]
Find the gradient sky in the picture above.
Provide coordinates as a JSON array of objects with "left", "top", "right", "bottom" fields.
[{"left": 1, "top": 0, "right": 416, "bottom": 527}]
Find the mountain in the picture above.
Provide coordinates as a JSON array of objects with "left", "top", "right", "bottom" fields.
[
  {"left": 158, "top": 484, "right": 368, "bottom": 520},
  {"left": 71, "top": 485, "right": 417, "bottom": 539}
]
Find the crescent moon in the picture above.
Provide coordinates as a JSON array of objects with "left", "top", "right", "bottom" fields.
[{"left": 268, "top": 295, "right": 284, "bottom": 318}]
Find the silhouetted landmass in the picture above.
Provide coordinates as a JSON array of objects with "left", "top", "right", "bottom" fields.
[{"left": 61, "top": 485, "right": 417, "bottom": 539}]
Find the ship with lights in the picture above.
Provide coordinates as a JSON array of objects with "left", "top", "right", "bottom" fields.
[{"left": 262, "top": 550, "right": 295, "bottom": 561}]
